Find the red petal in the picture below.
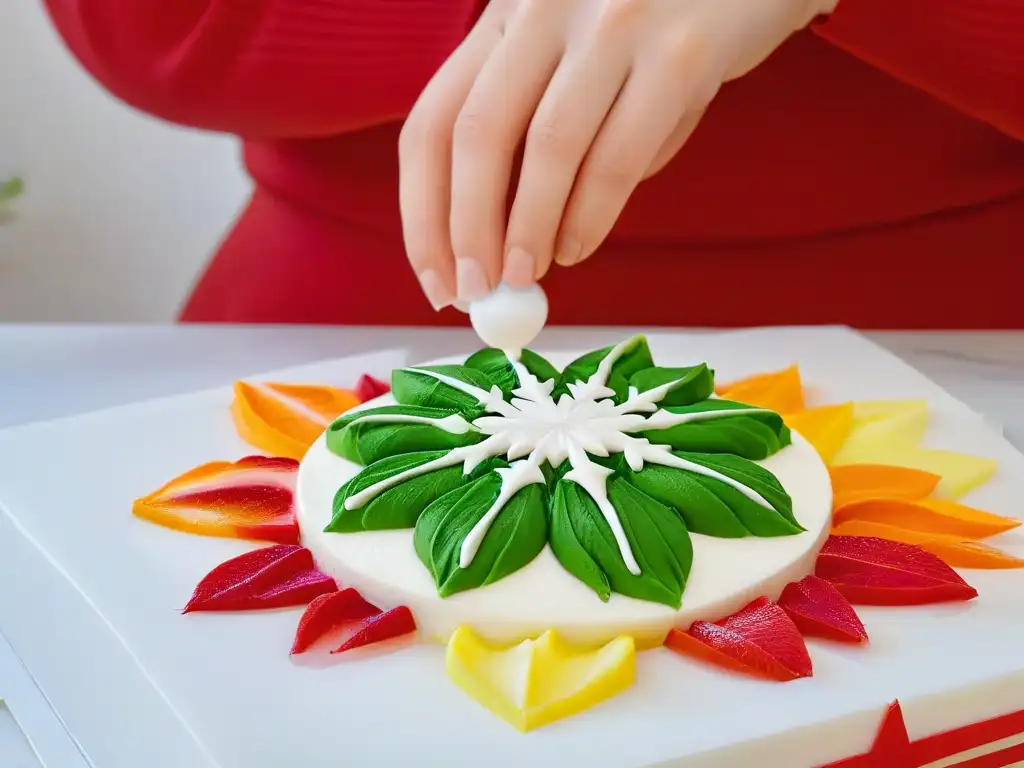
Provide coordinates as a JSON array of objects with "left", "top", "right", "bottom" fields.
[
  {"left": 815, "top": 535, "right": 977, "bottom": 605},
  {"left": 133, "top": 456, "right": 300, "bottom": 543},
  {"left": 184, "top": 545, "right": 336, "bottom": 613},
  {"left": 355, "top": 374, "right": 391, "bottom": 402},
  {"left": 818, "top": 701, "right": 912, "bottom": 767},
  {"left": 667, "top": 597, "right": 812, "bottom": 681},
  {"left": 779, "top": 575, "right": 868, "bottom": 643},
  {"left": 291, "top": 588, "right": 382, "bottom": 654},
  {"left": 332, "top": 606, "right": 417, "bottom": 654}
]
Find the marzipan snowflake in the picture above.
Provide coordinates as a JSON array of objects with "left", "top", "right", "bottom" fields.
[{"left": 326, "top": 336, "right": 802, "bottom": 608}]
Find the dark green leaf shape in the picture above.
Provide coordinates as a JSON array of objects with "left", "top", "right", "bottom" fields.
[
  {"left": 628, "top": 364, "right": 714, "bottom": 407},
  {"left": 391, "top": 365, "right": 498, "bottom": 414},
  {"left": 326, "top": 404, "right": 484, "bottom": 465},
  {"left": 640, "top": 399, "right": 792, "bottom": 460},
  {"left": 555, "top": 335, "right": 654, "bottom": 402},
  {"left": 329, "top": 450, "right": 503, "bottom": 533},
  {"left": 463, "top": 348, "right": 560, "bottom": 394},
  {"left": 548, "top": 476, "right": 691, "bottom": 608},
  {"left": 628, "top": 451, "right": 802, "bottom": 537},
  {"left": 413, "top": 472, "right": 548, "bottom": 597}
]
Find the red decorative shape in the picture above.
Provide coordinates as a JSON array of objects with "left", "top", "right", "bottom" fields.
[
  {"left": 291, "top": 588, "right": 382, "bottom": 654},
  {"left": 184, "top": 545, "right": 336, "bottom": 613},
  {"left": 814, "top": 535, "right": 977, "bottom": 605},
  {"left": 666, "top": 597, "right": 812, "bottom": 681},
  {"left": 819, "top": 701, "right": 912, "bottom": 767},
  {"left": 778, "top": 575, "right": 868, "bottom": 643},
  {"left": 821, "top": 699, "right": 1024, "bottom": 767},
  {"left": 355, "top": 374, "right": 391, "bottom": 402},
  {"left": 333, "top": 606, "right": 417, "bottom": 653}
]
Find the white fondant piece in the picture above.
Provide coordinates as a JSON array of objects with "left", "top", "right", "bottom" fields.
[
  {"left": 468, "top": 282, "right": 548, "bottom": 357},
  {"left": 297, "top": 378, "right": 833, "bottom": 646}
]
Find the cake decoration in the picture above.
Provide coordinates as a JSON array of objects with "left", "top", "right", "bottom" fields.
[
  {"left": 184, "top": 544, "right": 336, "bottom": 613},
  {"left": 129, "top": 337, "right": 1022, "bottom": 735},
  {"left": 232, "top": 381, "right": 361, "bottom": 460},
  {"left": 814, "top": 535, "right": 978, "bottom": 605},
  {"left": 354, "top": 374, "right": 391, "bottom": 402},
  {"left": 334, "top": 606, "right": 417, "bottom": 654},
  {"left": 132, "top": 455, "right": 299, "bottom": 543},
  {"left": 831, "top": 520, "right": 1024, "bottom": 569},
  {"left": 777, "top": 575, "right": 868, "bottom": 643},
  {"left": 445, "top": 626, "right": 635, "bottom": 732},
  {"left": 325, "top": 336, "right": 800, "bottom": 607},
  {"left": 666, "top": 597, "right": 813, "bottom": 681},
  {"left": 829, "top": 464, "right": 941, "bottom": 508}
]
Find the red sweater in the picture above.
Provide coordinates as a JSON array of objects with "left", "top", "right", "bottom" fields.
[{"left": 44, "top": 0, "right": 1024, "bottom": 328}]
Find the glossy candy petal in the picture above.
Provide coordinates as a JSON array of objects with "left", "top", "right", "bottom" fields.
[
  {"left": 815, "top": 535, "right": 977, "bottom": 604},
  {"left": 446, "top": 627, "right": 635, "bottom": 732},
  {"left": 833, "top": 400, "right": 930, "bottom": 462},
  {"left": 831, "top": 521, "right": 1024, "bottom": 569},
  {"left": 291, "top": 588, "right": 381, "bottom": 654},
  {"left": 833, "top": 498, "right": 1020, "bottom": 540},
  {"left": 778, "top": 575, "right": 868, "bottom": 643},
  {"left": 783, "top": 404, "right": 854, "bottom": 463},
  {"left": 666, "top": 597, "right": 812, "bottom": 681},
  {"left": 829, "top": 464, "right": 941, "bottom": 509},
  {"left": 333, "top": 606, "right": 417, "bottom": 653},
  {"left": 133, "top": 456, "right": 299, "bottom": 543},
  {"left": 184, "top": 544, "right": 336, "bottom": 613},
  {"left": 715, "top": 365, "right": 805, "bottom": 414},
  {"left": 355, "top": 374, "right": 391, "bottom": 402},
  {"left": 854, "top": 448, "right": 997, "bottom": 500},
  {"left": 232, "top": 381, "right": 361, "bottom": 460}
]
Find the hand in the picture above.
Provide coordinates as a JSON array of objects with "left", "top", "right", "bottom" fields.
[{"left": 399, "top": 0, "right": 838, "bottom": 309}]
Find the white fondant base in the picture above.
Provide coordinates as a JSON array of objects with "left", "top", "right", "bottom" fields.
[{"left": 297, "top": 401, "right": 833, "bottom": 648}]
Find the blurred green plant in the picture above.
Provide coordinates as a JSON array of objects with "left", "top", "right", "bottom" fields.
[{"left": 1, "top": 176, "right": 24, "bottom": 202}]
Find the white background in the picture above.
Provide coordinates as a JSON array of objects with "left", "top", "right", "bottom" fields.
[{"left": 0, "top": 1, "right": 251, "bottom": 322}]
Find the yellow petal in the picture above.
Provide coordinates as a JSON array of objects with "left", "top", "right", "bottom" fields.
[
  {"left": 783, "top": 403, "right": 854, "bottom": 463},
  {"left": 840, "top": 446, "right": 997, "bottom": 500},
  {"left": 831, "top": 400, "right": 929, "bottom": 465},
  {"left": 446, "top": 627, "right": 635, "bottom": 732}
]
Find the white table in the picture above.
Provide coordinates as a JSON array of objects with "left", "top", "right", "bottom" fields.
[{"left": 0, "top": 324, "right": 1022, "bottom": 766}]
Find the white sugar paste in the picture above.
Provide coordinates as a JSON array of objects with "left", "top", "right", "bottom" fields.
[
  {"left": 468, "top": 282, "right": 548, "bottom": 357},
  {"left": 297, "top": 351, "right": 833, "bottom": 647}
]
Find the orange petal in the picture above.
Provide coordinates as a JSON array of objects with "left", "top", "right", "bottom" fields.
[
  {"left": 829, "top": 464, "right": 941, "bottom": 509},
  {"left": 132, "top": 455, "right": 299, "bottom": 543},
  {"left": 716, "top": 365, "right": 805, "bottom": 414},
  {"left": 833, "top": 498, "right": 1020, "bottom": 540},
  {"left": 232, "top": 381, "right": 361, "bottom": 460},
  {"left": 831, "top": 520, "right": 1024, "bottom": 569},
  {"left": 784, "top": 404, "right": 853, "bottom": 463}
]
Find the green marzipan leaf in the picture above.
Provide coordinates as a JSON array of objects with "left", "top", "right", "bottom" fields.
[
  {"left": 391, "top": 365, "right": 498, "bottom": 414},
  {"left": 463, "top": 348, "right": 560, "bottom": 395},
  {"left": 548, "top": 476, "right": 691, "bottom": 608},
  {"left": 325, "top": 404, "right": 484, "bottom": 465},
  {"left": 413, "top": 472, "right": 548, "bottom": 597},
  {"left": 328, "top": 450, "right": 502, "bottom": 533},
  {"left": 628, "top": 364, "right": 714, "bottom": 407},
  {"left": 555, "top": 335, "right": 654, "bottom": 403},
  {"left": 641, "top": 399, "right": 792, "bottom": 460},
  {"left": 630, "top": 451, "right": 802, "bottom": 537}
]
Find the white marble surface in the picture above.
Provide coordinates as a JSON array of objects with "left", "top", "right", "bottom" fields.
[{"left": 0, "top": 324, "right": 1022, "bottom": 765}]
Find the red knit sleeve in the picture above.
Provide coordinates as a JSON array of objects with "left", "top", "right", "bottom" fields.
[
  {"left": 815, "top": 0, "right": 1024, "bottom": 140},
  {"left": 42, "top": 0, "right": 485, "bottom": 138}
]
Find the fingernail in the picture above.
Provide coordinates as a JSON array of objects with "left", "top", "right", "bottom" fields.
[
  {"left": 456, "top": 259, "right": 491, "bottom": 303},
  {"left": 555, "top": 236, "right": 582, "bottom": 267},
  {"left": 418, "top": 268, "right": 453, "bottom": 311},
  {"left": 503, "top": 247, "right": 536, "bottom": 287}
]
